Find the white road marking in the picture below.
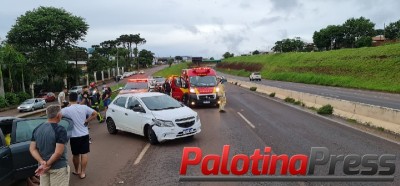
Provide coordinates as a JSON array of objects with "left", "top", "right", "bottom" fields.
[
  {"left": 237, "top": 112, "right": 256, "bottom": 129},
  {"left": 134, "top": 143, "right": 151, "bottom": 165}
]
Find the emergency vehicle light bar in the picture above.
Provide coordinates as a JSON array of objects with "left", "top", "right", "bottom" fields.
[{"left": 128, "top": 79, "right": 148, "bottom": 83}]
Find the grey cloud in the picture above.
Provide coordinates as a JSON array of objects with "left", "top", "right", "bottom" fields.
[
  {"left": 270, "top": 0, "right": 300, "bottom": 10},
  {"left": 177, "top": 24, "right": 200, "bottom": 34},
  {"left": 279, "top": 29, "right": 288, "bottom": 39},
  {"left": 239, "top": 1, "right": 251, "bottom": 9},
  {"left": 221, "top": 34, "right": 247, "bottom": 53},
  {"left": 254, "top": 16, "right": 282, "bottom": 25}
]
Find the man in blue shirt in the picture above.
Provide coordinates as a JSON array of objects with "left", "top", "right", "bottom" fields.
[{"left": 30, "top": 105, "right": 69, "bottom": 186}]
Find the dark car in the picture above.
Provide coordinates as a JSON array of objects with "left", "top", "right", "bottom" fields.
[
  {"left": 36, "top": 92, "right": 56, "bottom": 102},
  {"left": 0, "top": 117, "right": 73, "bottom": 185}
]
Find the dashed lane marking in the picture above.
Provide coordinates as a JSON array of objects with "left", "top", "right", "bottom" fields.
[
  {"left": 134, "top": 143, "right": 151, "bottom": 165},
  {"left": 237, "top": 112, "right": 256, "bottom": 129}
]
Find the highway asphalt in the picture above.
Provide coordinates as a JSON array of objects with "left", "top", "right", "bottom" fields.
[
  {"left": 218, "top": 71, "right": 400, "bottom": 110},
  {"left": 68, "top": 81, "right": 400, "bottom": 186}
]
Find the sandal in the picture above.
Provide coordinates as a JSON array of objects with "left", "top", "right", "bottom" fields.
[
  {"left": 80, "top": 174, "right": 86, "bottom": 179},
  {"left": 72, "top": 172, "right": 80, "bottom": 176}
]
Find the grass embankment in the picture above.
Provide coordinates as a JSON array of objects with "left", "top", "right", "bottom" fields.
[
  {"left": 153, "top": 63, "right": 189, "bottom": 77},
  {"left": 218, "top": 43, "right": 400, "bottom": 93}
]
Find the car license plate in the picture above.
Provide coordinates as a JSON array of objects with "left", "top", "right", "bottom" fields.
[
  {"left": 182, "top": 128, "right": 193, "bottom": 135},
  {"left": 203, "top": 100, "right": 210, "bottom": 104}
]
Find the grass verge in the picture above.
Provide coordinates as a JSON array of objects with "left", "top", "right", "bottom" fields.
[{"left": 218, "top": 43, "right": 400, "bottom": 93}]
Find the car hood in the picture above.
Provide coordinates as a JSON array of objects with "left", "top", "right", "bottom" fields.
[
  {"left": 19, "top": 103, "right": 33, "bottom": 107},
  {"left": 150, "top": 106, "right": 196, "bottom": 121}
]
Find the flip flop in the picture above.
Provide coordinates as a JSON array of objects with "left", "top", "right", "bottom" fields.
[{"left": 72, "top": 172, "right": 80, "bottom": 176}]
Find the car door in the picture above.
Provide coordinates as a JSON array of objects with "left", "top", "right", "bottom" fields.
[
  {"left": 10, "top": 117, "right": 73, "bottom": 180},
  {"left": 125, "top": 97, "right": 144, "bottom": 134},
  {"left": 0, "top": 128, "right": 13, "bottom": 186},
  {"left": 110, "top": 97, "right": 128, "bottom": 131},
  {"left": 171, "top": 77, "right": 184, "bottom": 100}
]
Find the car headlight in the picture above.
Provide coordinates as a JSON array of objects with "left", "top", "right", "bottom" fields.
[
  {"left": 216, "top": 87, "right": 220, "bottom": 92},
  {"left": 196, "top": 115, "right": 200, "bottom": 122},
  {"left": 190, "top": 88, "right": 196, "bottom": 93},
  {"left": 152, "top": 119, "right": 174, "bottom": 127}
]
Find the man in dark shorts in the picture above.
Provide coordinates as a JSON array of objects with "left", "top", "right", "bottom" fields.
[{"left": 61, "top": 92, "right": 97, "bottom": 179}]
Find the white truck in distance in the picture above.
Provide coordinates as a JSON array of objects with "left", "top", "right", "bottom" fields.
[{"left": 249, "top": 72, "right": 261, "bottom": 81}]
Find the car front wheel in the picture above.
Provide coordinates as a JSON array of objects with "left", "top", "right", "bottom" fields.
[
  {"left": 106, "top": 118, "right": 118, "bottom": 134},
  {"left": 147, "top": 126, "right": 159, "bottom": 145}
]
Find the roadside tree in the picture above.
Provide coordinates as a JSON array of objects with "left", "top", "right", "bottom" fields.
[{"left": 384, "top": 20, "right": 400, "bottom": 40}]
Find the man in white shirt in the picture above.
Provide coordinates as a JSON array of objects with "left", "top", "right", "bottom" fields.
[
  {"left": 58, "top": 87, "right": 67, "bottom": 105},
  {"left": 61, "top": 92, "right": 97, "bottom": 179}
]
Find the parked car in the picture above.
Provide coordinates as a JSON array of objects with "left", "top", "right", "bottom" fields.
[
  {"left": 106, "top": 92, "right": 201, "bottom": 144},
  {"left": 0, "top": 117, "right": 73, "bottom": 186},
  {"left": 17, "top": 98, "right": 46, "bottom": 112},
  {"left": 249, "top": 72, "right": 262, "bottom": 81},
  {"left": 153, "top": 76, "right": 166, "bottom": 86},
  {"left": 139, "top": 70, "right": 145, "bottom": 74},
  {"left": 68, "top": 86, "right": 83, "bottom": 94},
  {"left": 122, "top": 72, "right": 132, "bottom": 78},
  {"left": 36, "top": 92, "right": 56, "bottom": 102}
]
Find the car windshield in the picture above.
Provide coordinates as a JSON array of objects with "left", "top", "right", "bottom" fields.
[
  {"left": 254, "top": 72, "right": 260, "bottom": 75},
  {"left": 189, "top": 76, "right": 217, "bottom": 87},
  {"left": 154, "top": 77, "right": 165, "bottom": 83},
  {"left": 124, "top": 82, "right": 148, "bottom": 89},
  {"left": 23, "top": 99, "right": 35, "bottom": 104},
  {"left": 141, "top": 95, "right": 182, "bottom": 111},
  {"left": 71, "top": 87, "right": 77, "bottom": 90}
]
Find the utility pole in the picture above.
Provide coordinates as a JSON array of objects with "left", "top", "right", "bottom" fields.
[{"left": 117, "top": 48, "right": 119, "bottom": 75}]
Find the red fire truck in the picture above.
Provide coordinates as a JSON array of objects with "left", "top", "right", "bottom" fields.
[{"left": 170, "top": 67, "right": 219, "bottom": 107}]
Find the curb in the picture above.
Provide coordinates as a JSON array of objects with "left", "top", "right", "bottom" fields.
[{"left": 228, "top": 78, "right": 400, "bottom": 134}]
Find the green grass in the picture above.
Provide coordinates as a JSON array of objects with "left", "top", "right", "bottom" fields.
[
  {"left": 218, "top": 43, "right": 400, "bottom": 93},
  {"left": 153, "top": 63, "right": 189, "bottom": 77}
]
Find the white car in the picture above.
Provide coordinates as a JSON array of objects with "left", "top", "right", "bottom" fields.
[
  {"left": 249, "top": 72, "right": 261, "bottom": 81},
  {"left": 106, "top": 92, "right": 201, "bottom": 144},
  {"left": 122, "top": 72, "right": 132, "bottom": 78},
  {"left": 68, "top": 86, "right": 83, "bottom": 94},
  {"left": 139, "top": 70, "right": 145, "bottom": 74},
  {"left": 17, "top": 98, "right": 46, "bottom": 112}
]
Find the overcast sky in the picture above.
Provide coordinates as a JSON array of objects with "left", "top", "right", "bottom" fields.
[{"left": 1, "top": 0, "right": 399, "bottom": 59}]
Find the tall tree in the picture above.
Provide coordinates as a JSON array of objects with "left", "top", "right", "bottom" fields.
[
  {"left": 131, "top": 34, "right": 146, "bottom": 70},
  {"left": 223, "top": 52, "right": 234, "bottom": 59},
  {"left": 342, "top": 17, "right": 375, "bottom": 48},
  {"left": 0, "top": 44, "right": 26, "bottom": 92},
  {"left": 384, "top": 20, "right": 400, "bottom": 40},
  {"left": 252, "top": 50, "right": 260, "bottom": 55},
  {"left": 138, "top": 49, "right": 154, "bottom": 67},
  {"left": 6, "top": 6, "right": 88, "bottom": 83}
]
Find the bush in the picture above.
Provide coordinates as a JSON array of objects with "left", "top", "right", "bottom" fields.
[
  {"left": 5, "top": 93, "right": 19, "bottom": 106},
  {"left": 16, "top": 92, "right": 31, "bottom": 103},
  {"left": 0, "top": 96, "right": 8, "bottom": 108},
  {"left": 284, "top": 97, "right": 296, "bottom": 103},
  {"left": 250, "top": 87, "right": 257, "bottom": 91},
  {"left": 269, "top": 92, "right": 276, "bottom": 97},
  {"left": 317, "top": 104, "right": 334, "bottom": 115}
]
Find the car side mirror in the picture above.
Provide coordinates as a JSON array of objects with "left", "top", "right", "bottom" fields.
[{"left": 132, "top": 105, "right": 145, "bottom": 113}]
